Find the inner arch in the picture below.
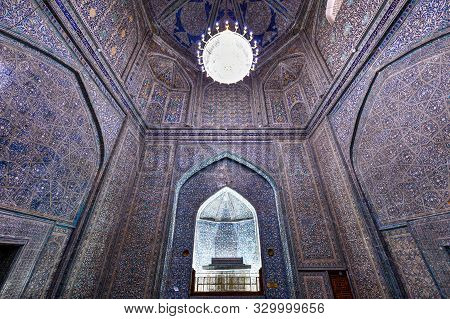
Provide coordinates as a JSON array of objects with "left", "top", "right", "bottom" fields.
[{"left": 192, "top": 187, "right": 262, "bottom": 293}]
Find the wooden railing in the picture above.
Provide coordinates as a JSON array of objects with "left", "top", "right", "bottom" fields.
[
  {"left": 195, "top": 274, "right": 260, "bottom": 292},
  {"left": 190, "top": 269, "right": 263, "bottom": 296}
]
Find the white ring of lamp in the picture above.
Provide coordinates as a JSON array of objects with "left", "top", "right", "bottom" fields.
[{"left": 197, "top": 21, "right": 259, "bottom": 84}]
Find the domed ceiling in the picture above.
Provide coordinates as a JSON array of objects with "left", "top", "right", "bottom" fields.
[{"left": 146, "top": 0, "right": 306, "bottom": 56}]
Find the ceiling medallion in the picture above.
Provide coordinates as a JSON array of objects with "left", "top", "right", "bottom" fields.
[{"left": 197, "top": 21, "right": 259, "bottom": 84}]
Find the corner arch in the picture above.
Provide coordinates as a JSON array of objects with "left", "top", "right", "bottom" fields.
[
  {"left": 0, "top": 33, "right": 105, "bottom": 224},
  {"left": 349, "top": 35, "right": 449, "bottom": 226},
  {"left": 263, "top": 53, "right": 305, "bottom": 85},
  {"left": 147, "top": 53, "right": 193, "bottom": 91}
]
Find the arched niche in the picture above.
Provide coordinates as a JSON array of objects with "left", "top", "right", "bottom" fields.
[
  {"left": 192, "top": 187, "right": 262, "bottom": 293},
  {"left": 262, "top": 54, "right": 313, "bottom": 128},
  {"left": 159, "top": 153, "right": 295, "bottom": 298},
  {"left": 146, "top": 54, "right": 191, "bottom": 125},
  {"left": 126, "top": 49, "right": 193, "bottom": 126}
]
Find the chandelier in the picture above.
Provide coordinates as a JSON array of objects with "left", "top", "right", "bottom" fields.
[{"left": 197, "top": 21, "right": 259, "bottom": 84}]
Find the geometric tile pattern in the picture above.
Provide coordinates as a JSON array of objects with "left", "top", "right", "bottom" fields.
[
  {"left": 0, "top": 211, "right": 53, "bottom": 298},
  {"left": 62, "top": 128, "right": 140, "bottom": 298},
  {"left": 163, "top": 158, "right": 293, "bottom": 298},
  {"left": 0, "top": 40, "right": 99, "bottom": 223},
  {"left": 126, "top": 41, "right": 191, "bottom": 125},
  {"left": 83, "top": 76, "right": 123, "bottom": 159},
  {"left": 280, "top": 142, "right": 343, "bottom": 268},
  {"left": 263, "top": 55, "right": 316, "bottom": 127},
  {"left": 312, "top": 121, "right": 389, "bottom": 298},
  {"left": 409, "top": 215, "right": 449, "bottom": 297},
  {"left": 354, "top": 50, "right": 449, "bottom": 225},
  {"left": 201, "top": 82, "right": 253, "bottom": 128},
  {"left": 70, "top": 0, "right": 146, "bottom": 76},
  {"left": 384, "top": 227, "right": 441, "bottom": 298},
  {"left": 22, "top": 226, "right": 71, "bottom": 298},
  {"left": 0, "top": 0, "right": 447, "bottom": 301},
  {"left": 111, "top": 141, "right": 307, "bottom": 298},
  {"left": 298, "top": 272, "right": 334, "bottom": 298},
  {"left": 107, "top": 143, "right": 174, "bottom": 298},
  {"left": 331, "top": 0, "right": 449, "bottom": 163},
  {"left": 313, "top": 0, "right": 384, "bottom": 75},
  {"left": 0, "top": 0, "right": 73, "bottom": 62}
]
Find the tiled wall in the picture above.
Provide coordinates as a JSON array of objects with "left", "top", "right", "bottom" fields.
[
  {"left": 108, "top": 140, "right": 353, "bottom": 298},
  {"left": 307, "top": 0, "right": 386, "bottom": 76},
  {"left": 125, "top": 38, "right": 195, "bottom": 126},
  {"left": 316, "top": 0, "right": 448, "bottom": 298},
  {"left": 68, "top": 0, "right": 148, "bottom": 78},
  {"left": 62, "top": 125, "right": 141, "bottom": 298},
  {"left": 0, "top": 0, "right": 136, "bottom": 298}
]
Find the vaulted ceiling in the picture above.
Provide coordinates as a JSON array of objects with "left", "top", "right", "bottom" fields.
[{"left": 145, "top": 0, "right": 307, "bottom": 57}]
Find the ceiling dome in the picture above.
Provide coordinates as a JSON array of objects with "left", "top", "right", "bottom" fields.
[{"left": 146, "top": 0, "right": 306, "bottom": 54}]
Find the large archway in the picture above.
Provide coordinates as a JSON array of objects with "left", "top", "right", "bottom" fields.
[{"left": 159, "top": 154, "right": 295, "bottom": 298}]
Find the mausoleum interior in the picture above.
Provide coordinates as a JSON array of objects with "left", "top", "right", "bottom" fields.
[{"left": 0, "top": 0, "right": 448, "bottom": 299}]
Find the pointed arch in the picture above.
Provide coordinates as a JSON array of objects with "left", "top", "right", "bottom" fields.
[
  {"left": 192, "top": 186, "right": 263, "bottom": 291},
  {"left": 158, "top": 152, "right": 296, "bottom": 298},
  {"left": 197, "top": 186, "right": 258, "bottom": 222}
]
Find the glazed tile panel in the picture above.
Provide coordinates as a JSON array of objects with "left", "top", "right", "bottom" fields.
[
  {"left": 0, "top": 211, "right": 53, "bottom": 298},
  {"left": 163, "top": 158, "right": 293, "bottom": 298},
  {"left": 201, "top": 83, "right": 254, "bottom": 128},
  {"left": 82, "top": 75, "right": 124, "bottom": 158},
  {"left": 383, "top": 227, "right": 440, "bottom": 298},
  {"left": 312, "top": 121, "right": 389, "bottom": 298},
  {"left": 22, "top": 226, "right": 72, "bottom": 298},
  {"left": 0, "top": 0, "right": 73, "bottom": 62},
  {"left": 409, "top": 215, "right": 450, "bottom": 297},
  {"left": 125, "top": 40, "right": 191, "bottom": 126},
  {"left": 263, "top": 54, "right": 321, "bottom": 127},
  {"left": 298, "top": 272, "right": 334, "bottom": 299},
  {"left": 1, "top": 0, "right": 125, "bottom": 160},
  {"left": 171, "top": 142, "right": 281, "bottom": 184},
  {"left": 354, "top": 41, "right": 449, "bottom": 225},
  {"left": 280, "top": 142, "right": 344, "bottom": 268},
  {"left": 63, "top": 128, "right": 140, "bottom": 298},
  {"left": 314, "top": 0, "right": 385, "bottom": 75},
  {"left": 148, "top": 0, "right": 305, "bottom": 54},
  {"left": 108, "top": 143, "right": 174, "bottom": 298},
  {"left": 331, "top": 0, "right": 449, "bottom": 163},
  {"left": 69, "top": 0, "right": 146, "bottom": 77},
  {"left": 257, "top": 37, "right": 329, "bottom": 128},
  {"left": 111, "top": 141, "right": 290, "bottom": 298},
  {"left": 0, "top": 37, "right": 100, "bottom": 223}
]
